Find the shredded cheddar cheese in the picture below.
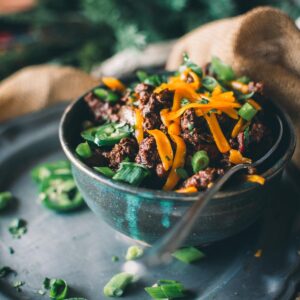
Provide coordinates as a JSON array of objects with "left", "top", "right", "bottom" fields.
[
  {"left": 163, "top": 135, "right": 187, "bottom": 191},
  {"left": 231, "top": 118, "right": 245, "bottom": 138},
  {"left": 102, "top": 77, "right": 126, "bottom": 92},
  {"left": 247, "top": 99, "right": 262, "bottom": 111},
  {"left": 147, "top": 129, "right": 174, "bottom": 171},
  {"left": 229, "top": 149, "right": 252, "bottom": 164},
  {"left": 246, "top": 175, "right": 265, "bottom": 185},
  {"left": 165, "top": 102, "right": 241, "bottom": 122},
  {"left": 176, "top": 186, "right": 198, "bottom": 193},
  {"left": 134, "top": 108, "right": 144, "bottom": 144},
  {"left": 204, "top": 113, "right": 231, "bottom": 153}
]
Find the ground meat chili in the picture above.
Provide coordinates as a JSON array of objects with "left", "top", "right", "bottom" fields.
[{"left": 75, "top": 55, "right": 272, "bottom": 192}]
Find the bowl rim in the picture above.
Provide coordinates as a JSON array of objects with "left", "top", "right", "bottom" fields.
[{"left": 59, "top": 78, "right": 296, "bottom": 202}]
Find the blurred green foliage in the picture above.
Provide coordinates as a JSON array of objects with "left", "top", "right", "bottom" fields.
[{"left": 1, "top": 0, "right": 300, "bottom": 79}]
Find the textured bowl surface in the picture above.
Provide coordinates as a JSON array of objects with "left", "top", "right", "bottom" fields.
[{"left": 59, "top": 74, "right": 296, "bottom": 245}]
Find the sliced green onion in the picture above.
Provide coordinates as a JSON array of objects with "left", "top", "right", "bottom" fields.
[
  {"left": 113, "top": 162, "right": 150, "bottom": 186},
  {"left": 94, "top": 88, "right": 119, "bottom": 103},
  {"left": 238, "top": 102, "right": 257, "bottom": 121},
  {"left": 103, "top": 272, "right": 133, "bottom": 297},
  {"left": 8, "top": 219, "right": 27, "bottom": 239},
  {"left": 244, "top": 126, "right": 250, "bottom": 146},
  {"left": 0, "top": 191, "right": 13, "bottom": 210},
  {"left": 0, "top": 266, "right": 16, "bottom": 278},
  {"left": 75, "top": 142, "right": 92, "bottom": 159},
  {"left": 175, "top": 168, "right": 189, "bottom": 179},
  {"left": 94, "top": 166, "right": 115, "bottom": 178},
  {"left": 172, "top": 247, "right": 205, "bottom": 263},
  {"left": 144, "top": 74, "right": 162, "bottom": 87},
  {"left": 181, "top": 53, "right": 203, "bottom": 77},
  {"left": 202, "top": 76, "right": 218, "bottom": 91},
  {"left": 210, "top": 56, "right": 235, "bottom": 81},
  {"left": 191, "top": 150, "right": 210, "bottom": 173},
  {"left": 125, "top": 245, "right": 144, "bottom": 260},
  {"left": 236, "top": 91, "right": 254, "bottom": 101},
  {"left": 136, "top": 70, "right": 148, "bottom": 82},
  {"left": 180, "top": 98, "right": 190, "bottom": 107},
  {"left": 145, "top": 279, "right": 185, "bottom": 299},
  {"left": 47, "top": 278, "right": 68, "bottom": 300}
]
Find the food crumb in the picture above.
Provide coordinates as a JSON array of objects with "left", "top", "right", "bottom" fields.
[{"left": 254, "top": 249, "right": 262, "bottom": 258}]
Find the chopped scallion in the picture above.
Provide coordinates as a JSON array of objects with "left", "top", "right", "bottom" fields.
[
  {"left": 94, "top": 166, "right": 115, "bottom": 178},
  {"left": 0, "top": 191, "right": 13, "bottom": 210},
  {"left": 75, "top": 142, "right": 92, "bottom": 158},
  {"left": 175, "top": 168, "right": 189, "bottom": 179},
  {"left": 210, "top": 57, "right": 235, "bottom": 81},
  {"left": 103, "top": 272, "right": 133, "bottom": 297},
  {"left": 145, "top": 279, "right": 185, "bottom": 299},
  {"left": 125, "top": 245, "right": 144, "bottom": 260},
  {"left": 191, "top": 151, "right": 210, "bottom": 173},
  {"left": 202, "top": 76, "right": 218, "bottom": 91},
  {"left": 238, "top": 102, "right": 257, "bottom": 121},
  {"left": 172, "top": 247, "right": 205, "bottom": 263}
]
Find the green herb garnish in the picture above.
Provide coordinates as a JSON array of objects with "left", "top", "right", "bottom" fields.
[
  {"left": 0, "top": 191, "right": 13, "bottom": 210},
  {"left": 112, "top": 255, "right": 119, "bottom": 262},
  {"left": 145, "top": 279, "right": 185, "bottom": 299},
  {"left": 125, "top": 245, "right": 144, "bottom": 260},
  {"left": 9, "top": 219, "right": 27, "bottom": 239},
  {"left": 172, "top": 247, "right": 205, "bottom": 264},
  {"left": 0, "top": 266, "right": 16, "bottom": 278},
  {"left": 94, "top": 88, "right": 119, "bottom": 103},
  {"left": 202, "top": 76, "right": 218, "bottom": 92},
  {"left": 94, "top": 166, "right": 115, "bottom": 178},
  {"left": 13, "top": 280, "right": 25, "bottom": 292},
  {"left": 238, "top": 102, "right": 257, "bottom": 121},
  {"left": 75, "top": 142, "right": 92, "bottom": 159},
  {"left": 175, "top": 168, "right": 189, "bottom": 179},
  {"left": 103, "top": 272, "right": 133, "bottom": 297},
  {"left": 44, "top": 278, "right": 68, "bottom": 300},
  {"left": 191, "top": 150, "right": 210, "bottom": 173},
  {"left": 113, "top": 162, "right": 150, "bottom": 186},
  {"left": 181, "top": 53, "right": 203, "bottom": 77},
  {"left": 210, "top": 56, "right": 235, "bottom": 81}
]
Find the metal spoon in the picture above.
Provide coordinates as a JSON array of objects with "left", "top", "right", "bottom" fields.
[{"left": 124, "top": 114, "right": 283, "bottom": 276}]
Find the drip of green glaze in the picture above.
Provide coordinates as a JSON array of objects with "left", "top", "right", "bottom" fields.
[
  {"left": 126, "top": 195, "right": 141, "bottom": 239},
  {"left": 160, "top": 201, "right": 173, "bottom": 228}
]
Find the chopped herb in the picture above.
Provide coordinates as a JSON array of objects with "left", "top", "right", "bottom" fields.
[
  {"left": 125, "top": 245, "right": 144, "bottom": 260},
  {"left": 191, "top": 151, "right": 210, "bottom": 173},
  {"left": 165, "top": 156, "right": 171, "bottom": 161},
  {"left": 13, "top": 280, "right": 25, "bottom": 292},
  {"left": 0, "top": 266, "right": 16, "bottom": 278},
  {"left": 103, "top": 272, "right": 133, "bottom": 297},
  {"left": 180, "top": 98, "right": 190, "bottom": 107},
  {"left": 175, "top": 168, "right": 189, "bottom": 179},
  {"left": 144, "top": 74, "right": 163, "bottom": 87},
  {"left": 0, "top": 191, "right": 13, "bottom": 210},
  {"left": 113, "top": 162, "right": 150, "bottom": 186},
  {"left": 112, "top": 255, "right": 119, "bottom": 262},
  {"left": 94, "top": 88, "right": 119, "bottom": 103},
  {"left": 236, "top": 91, "right": 255, "bottom": 101},
  {"left": 199, "top": 98, "right": 209, "bottom": 104},
  {"left": 181, "top": 53, "right": 203, "bottom": 77},
  {"left": 210, "top": 57, "right": 235, "bottom": 81},
  {"left": 238, "top": 102, "right": 257, "bottom": 121},
  {"left": 145, "top": 279, "right": 185, "bottom": 299},
  {"left": 172, "top": 247, "right": 205, "bottom": 264},
  {"left": 9, "top": 247, "right": 14, "bottom": 254},
  {"left": 202, "top": 76, "right": 218, "bottom": 92},
  {"left": 94, "top": 166, "right": 115, "bottom": 178},
  {"left": 44, "top": 278, "right": 68, "bottom": 300},
  {"left": 75, "top": 142, "right": 92, "bottom": 158},
  {"left": 8, "top": 218, "right": 27, "bottom": 239},
  {"left": 244, "top": 127, "right": 250, "bottom": 146},
  {"left": 136, "top": 70, "right": 148, "bottom": 82}
]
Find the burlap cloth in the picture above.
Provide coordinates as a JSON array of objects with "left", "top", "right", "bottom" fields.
[{"left": 0, "top": 6, "right": 299, "bottom": 166}]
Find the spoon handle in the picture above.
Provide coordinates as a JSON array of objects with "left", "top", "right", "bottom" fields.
[{"left": 143, "top": 163, "right": 247, "bottom": 267}]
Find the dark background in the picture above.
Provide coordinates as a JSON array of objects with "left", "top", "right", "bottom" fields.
[{"left": 0, "top": 0, "right": 299, "bottom": 80}]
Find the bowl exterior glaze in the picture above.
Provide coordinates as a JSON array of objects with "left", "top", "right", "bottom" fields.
[
  {"left": 60, "top": 74, "right": 296, "bottom": 246},
  {"left": 72, "top": 165, "right": 280, "bottom": 245}
]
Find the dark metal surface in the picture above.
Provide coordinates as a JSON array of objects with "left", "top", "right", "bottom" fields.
[{"left": 1, "top": 104, "right": 300, "bottom": 300}]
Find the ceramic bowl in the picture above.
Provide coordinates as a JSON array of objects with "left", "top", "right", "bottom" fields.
[{"left": 59, "top": 73, "right": 296, "bottom": 245}]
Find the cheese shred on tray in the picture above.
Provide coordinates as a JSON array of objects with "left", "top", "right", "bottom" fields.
[{"left": 75, "top": 55, "right": 272, "bottom": 192}]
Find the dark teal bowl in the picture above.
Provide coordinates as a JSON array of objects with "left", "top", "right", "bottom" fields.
[{"left": 59, "top": 74, "right": 296, "bottom": 246}]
